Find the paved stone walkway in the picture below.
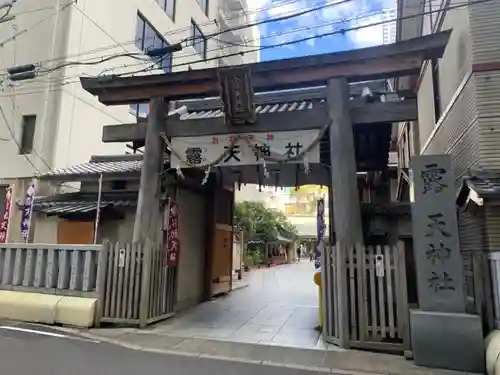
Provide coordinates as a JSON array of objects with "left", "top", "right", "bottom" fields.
[
  {"left": 55, "top": 261, "right": 477, "bottom": 375},
  {"left": 143, "top": 261, "right": 324, "bottom": 349}
]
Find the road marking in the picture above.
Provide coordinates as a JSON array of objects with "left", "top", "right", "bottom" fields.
[{"left": 0, "top": 325, "right": 100, "bottom": 343}]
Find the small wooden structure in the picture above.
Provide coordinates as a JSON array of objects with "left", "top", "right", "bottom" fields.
[
  {"left": 266, "top": 235, "right": 293, "bottom": 266},
  {"left": 79, "top": 31, "right": 451, "bottom": 349}
]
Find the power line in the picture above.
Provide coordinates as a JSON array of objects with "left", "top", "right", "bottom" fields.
[
  {"left": 116, "top": 0, "right": 486, "bottom": 77},
  {"left": 0, "top": 103, "right": 44, "bottom": 175},
  {"left": 2, "top": 0, "right": 484, "bottom": 91},
  {"left": 0, "top": 0, "right": 75, "bottom": 48},
  {"left": 187, "top": 0, "right": 354, "bottom": 44},
  {"left": 6, "top": 1, "right": 419, "bottom": 87},
  {"left": 0, "top": 0, "right": 337, "bottom": 73},
  {"left": 27, "top": 0, "right": 354, "bottom": 77}
]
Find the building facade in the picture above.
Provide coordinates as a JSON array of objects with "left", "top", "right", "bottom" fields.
[
  {"left": 0, "top": 0, "right": 259, "bottom": 241},
  {"left": 396, "top": 0, "right": 500, "bottom": 251},
  {"left": 381, "top": 8, "right": 397, "bottom": 44},
  {"left": 216, "top": 0, "right": 260, "bottom": 66}
]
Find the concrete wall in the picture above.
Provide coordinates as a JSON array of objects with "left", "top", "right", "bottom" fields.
[{"left": 175, "top": 189, "right": 206, "bottom": 311}]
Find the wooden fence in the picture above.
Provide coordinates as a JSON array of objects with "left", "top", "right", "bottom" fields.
[
  {"left": 0, "top": 244, "right": 101, "bottom": 297},
  {"left": 487, "top": 251, "right": 500, "bottom": 330},
  {"left": 322, "top": 242, "right": 410, "bottom": 352},
  {"left": 96, "top": 241, "right": 177, "bottom": 327}
]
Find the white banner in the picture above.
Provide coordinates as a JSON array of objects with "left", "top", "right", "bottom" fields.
[
  {"left": 170, "top": 130, "right": 320, "bottom": 168},
  {"left": 20, "top": 181, "right": 36, "bottom": 243}
]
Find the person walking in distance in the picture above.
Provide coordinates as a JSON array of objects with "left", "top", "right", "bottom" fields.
[
  {"left": 309, "top": 248, "right": 314, "bottom": 263},
  {"left": 296, "top": 245, "right": 301, "bottom": 263}
]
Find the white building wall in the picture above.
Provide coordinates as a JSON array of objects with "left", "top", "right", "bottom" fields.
[
  {"left": 217, "top": 0, "right": 260, "bottom": 66},
  {"left": 0, "top": 0, "right": 221, "bottom": 182}
]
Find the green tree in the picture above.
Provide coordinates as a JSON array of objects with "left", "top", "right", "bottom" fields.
[{"left": 234, "top": 201, "right": 298, "bottom": 242}]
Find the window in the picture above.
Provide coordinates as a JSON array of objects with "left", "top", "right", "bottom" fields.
[
  {"left": 191, "top": 21, "right": 207, "bottom": 59},
  {"left": 196, "top": 0, "right": 208, "bottom": 15},
  {"left": 129, "top": 103, "right": 149, "bottom": 118},
  {"left": 431, "top": 58, "right": 442, "bottom": 123},
  {"left": 111, "top": 180, "right": 127, "bottom": 190},
  {"left": 135, "top": 13, "right": 173, "bottom": 73},
  {"left": 19, "top": 115, "right": 36, "bottom": 155},
  {"left": 156, "top": 0, "right": 176, "bottom": 20}
]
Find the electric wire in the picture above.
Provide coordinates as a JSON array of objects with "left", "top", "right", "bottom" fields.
[
  {"left": 1, "top": 0, "right": 488, "bottom": 93},
  {"left": 5, "top": 0, "right": 443, "bottom": 90},
  {"left": 0, "top": 0, "right": 356, "bottom": 72}
]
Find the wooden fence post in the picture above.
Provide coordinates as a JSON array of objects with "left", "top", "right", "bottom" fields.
[
  {"left": 95, "top": 242, "right": 109, "bottom": 328},
  {"left": 139, "top": 239, "right": 153, "bottom": 328}
]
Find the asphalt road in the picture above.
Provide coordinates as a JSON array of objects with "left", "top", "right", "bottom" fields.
[{"left": 0, "top": 323, "right": 332, "bottom": 375}]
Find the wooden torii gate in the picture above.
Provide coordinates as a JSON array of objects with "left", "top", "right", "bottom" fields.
[{"left": 80, "top": 30, "right": 450, "bottom": 347}]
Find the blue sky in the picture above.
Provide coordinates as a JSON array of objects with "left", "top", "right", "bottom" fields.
[{"left": 247, "top": 0, "right": 397, "bottom": 61}]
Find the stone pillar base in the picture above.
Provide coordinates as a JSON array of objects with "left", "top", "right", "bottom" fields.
[{"left": 410, "top": 309, "right": 485, "bottom": 373}]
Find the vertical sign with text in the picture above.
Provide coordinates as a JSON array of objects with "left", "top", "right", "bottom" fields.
[
  {"left": 21, "top": 181, "right": 36, "bottom": 243},
  {"left": 0, "top": 186, "right": 13, "bottom": 244},
  {"left": 411, "top": 155, "right": 465, "bottom": 313},
  {"left": 164, "top": 200, "right": 180, "bottom": 268},
  {"left": 315, "top": 198, "right": 325, "bottom": 270}
]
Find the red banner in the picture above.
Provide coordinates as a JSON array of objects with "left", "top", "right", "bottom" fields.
[
  {"left": 164, "top": 200, "right": 180, "bottom": 268},
  {"left": 0, "top": 186, "right": 13, "bottom": 244}
]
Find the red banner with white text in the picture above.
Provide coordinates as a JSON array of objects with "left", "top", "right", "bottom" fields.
[{"left": 164, "top": 200, "right": 180, "bottom": 268}]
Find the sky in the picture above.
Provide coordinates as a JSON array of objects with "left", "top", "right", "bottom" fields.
[{"left": 246, "top": 0, "right": 398, "bottom": 61}]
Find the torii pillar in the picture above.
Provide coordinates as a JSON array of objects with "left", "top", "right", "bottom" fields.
[
  {"left": 327, "top": 77, "right": 364, "bottom": 347},
  {"left": 133, "top": 97, "right": 165, "bottom": 243},
  {"left": 327, "top": 77, "right": 363, "bottom": 249}
]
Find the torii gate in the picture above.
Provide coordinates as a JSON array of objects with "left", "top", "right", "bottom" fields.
[{"left": 80, "top": 30, "right": 450, "bottom": 348}]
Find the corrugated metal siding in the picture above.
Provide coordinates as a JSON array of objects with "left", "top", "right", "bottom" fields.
[
  {"left": 420, "top": 4, "right": 476, "bottom": 183},
  {"left": 476, "top": 71, "right": 500, "bottom": 168},
  {"left": 485, "top": 206, "right": 500, "bottom": 251},
  {"left": 469, "top": 0, "right": 500, "bottom": 64},
  {"left": 437, "top": 5, "right": 473, "bottom": 107},
  {"left": 423, "top": 76, "right": 480, "bottom": 184},
  {"left": 458, "top": 210, "right": 486, "bottom": 252}
]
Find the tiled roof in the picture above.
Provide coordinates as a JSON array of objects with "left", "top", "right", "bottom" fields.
[
  {"left": 179, "top": 100, "right": 316, "bottom": 121},
  {"left": 35, "top": 201, "right": 110, "bottom": 214},
  {"left": 33, "top": 192, "right": 137, "bottom": 214},
  {"left": 43, "top": 159, "right": 143, "bottom": 179}
]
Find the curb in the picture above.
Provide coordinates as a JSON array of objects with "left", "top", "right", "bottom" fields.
[
  {"left": 29, "top": 324, "right": 383, "bottom": 375},
  {"left": 0, "top": 291, "right": 96, "bottom": 328}
]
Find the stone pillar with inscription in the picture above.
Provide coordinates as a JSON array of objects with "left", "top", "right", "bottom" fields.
[{"left": 410, "top": 154, "right": 484, "bottom": 372}]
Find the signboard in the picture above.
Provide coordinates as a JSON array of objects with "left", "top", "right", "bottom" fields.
[
  {"left": 21, "top": 181, "right": 36, "bottom": 243},
  {"left": 411, "top": 155, "right": 465, "bottom": 313},
  {"left": 219, "top": 67, "right": 255, "bottom": 125},
  {"left": 0, "top": 186, "right": 13, "bottom": 243},
  {"left": 315, "top": 198, "right": 325, "bottom": 270},
  {"left": 164, "top": 200, "right": 180, "bottom": 268},
  {"left": 170, "top": 130, "right": 320, "bottom": 168}
]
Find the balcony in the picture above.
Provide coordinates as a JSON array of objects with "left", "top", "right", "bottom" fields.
[{"left": 218, "top": 3, "right": 248, "bottom": 30}]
